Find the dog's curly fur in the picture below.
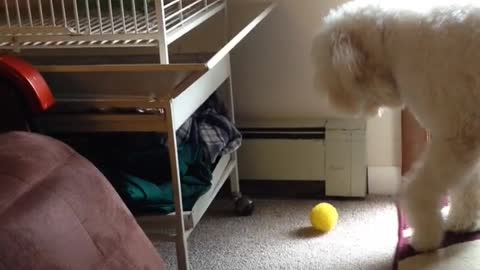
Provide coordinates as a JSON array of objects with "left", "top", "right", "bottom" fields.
[{"left": 312, "top": 0, "right": 480, "bottom": 252}]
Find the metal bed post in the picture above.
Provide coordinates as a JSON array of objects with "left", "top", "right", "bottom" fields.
[
  {"left": 165, "top": 101, "right": 190, "bottom": 270},
  {"left": 222, "top": 0, "right": 240, "bottom": 197},
  {"left": 226, "top": 66, "right": 241, "bottom": 196},
  {"left": 154, "top": 0, "right": 170, "bottom": 64}
]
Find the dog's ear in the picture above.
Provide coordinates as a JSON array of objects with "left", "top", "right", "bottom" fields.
[{"left": 331, "top": 32, "right": 366, "bottom": 82}]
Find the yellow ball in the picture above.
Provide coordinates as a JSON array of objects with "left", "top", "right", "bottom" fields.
[{"left": 310, "top": 202, "right": 338, "bottom": 232}]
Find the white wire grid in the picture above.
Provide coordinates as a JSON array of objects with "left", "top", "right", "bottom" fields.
[{"left": 0, "top": 0, "right": 223, "bottom": 55}]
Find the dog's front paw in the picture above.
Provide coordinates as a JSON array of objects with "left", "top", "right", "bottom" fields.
[
  {"left": 409, "top": 230, "right": 443, "bottom": 252},
  {"left": 445, "top": 215, "right": 480, "bottom": 233}
]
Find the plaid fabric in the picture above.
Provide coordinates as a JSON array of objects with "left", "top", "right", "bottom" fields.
[
  {"left": 177, "top": 117, "right": 193, "bottom": 145},
  {"left": 177, "top": 94, "right": 242, "bottom": 163}
]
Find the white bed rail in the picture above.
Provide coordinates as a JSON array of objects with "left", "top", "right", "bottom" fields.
[{"left": 0, "top": 0, "right": 224, "bottom": 63}]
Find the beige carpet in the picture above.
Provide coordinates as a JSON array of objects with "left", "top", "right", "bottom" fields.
[{"left": 154, "top": 196, "right": 398, "bottom": 270}]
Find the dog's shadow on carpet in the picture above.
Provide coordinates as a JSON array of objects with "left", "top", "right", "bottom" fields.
[{"left": 289, "top": 226, "right": 326, "bottom": 239}]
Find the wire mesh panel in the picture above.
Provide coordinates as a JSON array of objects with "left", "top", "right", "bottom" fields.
[
  {"left": 0, "top": 0, "right": 224, "bottom": 62},
  {"left": 164, "top": 0, "right": 220, "bottom": 33}
]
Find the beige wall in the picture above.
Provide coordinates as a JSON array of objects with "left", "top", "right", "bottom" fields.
[
  {"left": 230, "top": 0, "right": 347, "bottom": 121},
  {"left": 366, "top": 108, "right": 402, "bottom": 167},
  {"left": 229, "top": 0, "right": 402, "bottom": 168}
]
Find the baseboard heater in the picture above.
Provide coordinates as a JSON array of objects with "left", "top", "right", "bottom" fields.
[
  {"left": 238, "top": 127, "right": 326, "bottom": 181},
  {"left": 237, "top": 120, "right": 367, "bottom": 198}
]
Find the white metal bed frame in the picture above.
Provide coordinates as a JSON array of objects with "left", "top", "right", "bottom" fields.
[
  {"left": 34, "top": 56, "right": 238, "bottom": 270},
  {"left": 0, "top": 1, "right": 276, "bottom": 269}
]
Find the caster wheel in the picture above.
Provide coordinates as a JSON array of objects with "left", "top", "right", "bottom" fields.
[{"left": 234, "top": 196, "right": 255, "bottom": 216}]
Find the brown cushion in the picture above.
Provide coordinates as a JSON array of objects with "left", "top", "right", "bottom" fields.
[{"left": 0, "top": 131, "right": 166, "bottom": 270}]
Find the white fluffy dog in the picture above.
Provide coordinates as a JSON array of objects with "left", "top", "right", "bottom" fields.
[{"left": 312, "top": 0, "right": 480, "bottom": 252}]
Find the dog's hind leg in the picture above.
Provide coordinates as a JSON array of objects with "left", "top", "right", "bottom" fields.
[
  {"left": 402, "top": 138, "right": 479, "bottom": 252},
  {"left": 445, "top": 167, "right": 480, "bottom": 233}
]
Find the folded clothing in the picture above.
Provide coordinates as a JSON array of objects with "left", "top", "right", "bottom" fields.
[{"left": 177, "top": 93, "right": 242, "bottom": 163}]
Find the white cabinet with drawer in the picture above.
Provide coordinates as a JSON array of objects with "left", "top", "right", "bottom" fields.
[{"left": 325, "top": 120, "right": 367, "bottom": 197}]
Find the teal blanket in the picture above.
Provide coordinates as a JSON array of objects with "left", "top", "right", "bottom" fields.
[
  {"left": 58, "top": 132, "right": 213, "bottom": 215},
  {"left": 102, "top": 142, "right": 212, "bottom": 214}
]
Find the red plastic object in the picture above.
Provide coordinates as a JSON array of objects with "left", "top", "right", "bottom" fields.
[{"left": 0, "top": 55, "right": 55, "bottom": 113}]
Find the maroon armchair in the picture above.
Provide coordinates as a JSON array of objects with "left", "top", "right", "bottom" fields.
[{"left": 0, "top": 56, "right": 166, "bottom": 270}]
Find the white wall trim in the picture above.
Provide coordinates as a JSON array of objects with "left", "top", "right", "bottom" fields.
[{"left": 368, "top": 166, "right": 401, "bottom": 195}]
